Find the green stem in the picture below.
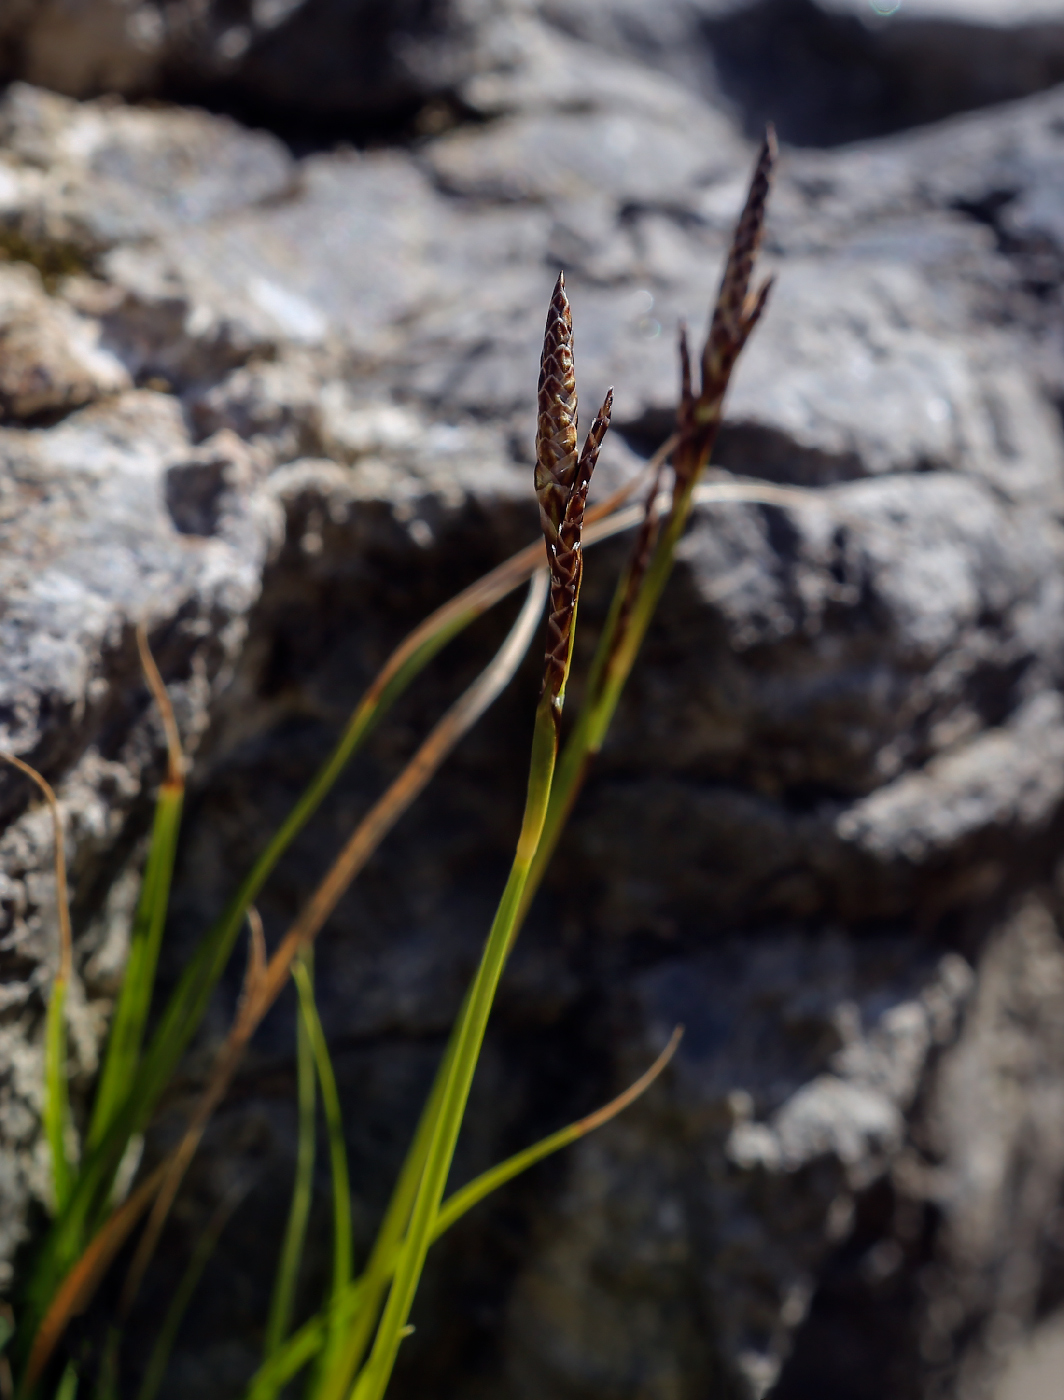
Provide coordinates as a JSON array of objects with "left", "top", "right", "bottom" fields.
[
  {"left": 292, "top": 954, "right": 352, "bottom": 1348},
  {"left": 88, "top": 782, "right": 184, "bottom": 1154},
  {"left": 247, "top": 1022, "right": 679, "bottom": 1400},
  {"left": 311, "top": 1023, "right": 458, "bottom": 1400},
  {"left": 350, "top": 692, "right": 559, "bottom": 1400},
  {"left": 518, "top": 479, "right": 701, "bottom": 932},
  {"left": 55, "top": 1361, "right": 77, "bottom": 1400},
  {"left": 264, "top": 954, "right": 318, "bottom": 1363},
  {"left": 43, "top": 976, "right": 73, "bottom": 1217}
]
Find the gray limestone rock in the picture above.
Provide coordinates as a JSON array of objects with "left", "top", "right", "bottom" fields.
[
  {"left": 497, "top": 940, "right": 974, "bottom": 1399},
  {"left": 0, "top": 262, "right": 129, "bottom": 419},
  {"left": 0, "top": 83, "right": 294, "bottom": 262},
  {"left": 5, "top": 0, "right": 1064, "bottom": 148},
  {"left": 1, "top": 15, "right": 1064, "bottom": 1400},
  {"left": 0, "top": 0, "right": 489, "bottom": 126},
  {"left": 537, "top": 0, "right": 1064, "bottom": 145},
  {"left": 0, "top": 389, "right": 280, "bottom": 1280}
]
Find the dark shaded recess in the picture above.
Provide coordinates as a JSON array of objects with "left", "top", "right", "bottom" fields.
[
  {"left": 714, "top": 419, "right": 865, "bottom": 487},
  {"left": 701, "top": 0, "right": 1064, "bottom": 147},
  {"left": 148, "top": 0, "right": 474, "bottom": 152},
  {"left": 0, "top": 0, "right": 476, "bottom": 152},
  {"left": 620, "top": 416, "right": 880, "bottom": 489},
  {"left": 7, "top": 0, "right": 1064, "bottom": 154},
  {"left": 108, "top": 486, "right": 758, "bottom": 1400},
  {"left": 166, "top": 457, "right": 235, "bottom": 537},
  {"left": 107, "top": 495, "right": 607, "bottom": 1400},
  {"left": 952, "top": 186, "right": 1064, "bottom": 307},
  {"left": 107, "top": 1003, "right": 617, "bottom": 1400},
  {"left": 188, "top": 1, "right": 1064, "bottom": 154},
  {"left": 770, "top": 1178, "right": 937, "bottom": 1400}
]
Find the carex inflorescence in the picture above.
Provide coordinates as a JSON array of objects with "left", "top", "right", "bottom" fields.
[
  {"left": 534, "top": 272, "right": 613, "bottom": 710},
  {"left": 675, "top": 127, "right": 777, "bottom": 497}
]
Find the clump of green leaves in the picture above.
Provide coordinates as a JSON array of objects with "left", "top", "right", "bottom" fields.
[{"left": 7, "top": 130, "right": 776, "bottom": 1400}]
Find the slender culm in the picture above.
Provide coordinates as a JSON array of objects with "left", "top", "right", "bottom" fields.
[
  {"left": 535, "top": 273, "right": 579, "bottom": 555},
  {"left": 613, "top": 454, "right": 664, "bottom": 651}
]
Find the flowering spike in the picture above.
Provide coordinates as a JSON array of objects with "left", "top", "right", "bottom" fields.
[
  {"left": 540, "top": 374, "right": 613, "bottom": 706},
  {"left": 702, "top": 126, "right": 777, "bottom": 400},
  {"left": 535, "top": 273, "right": 579, "bottom": 555}
]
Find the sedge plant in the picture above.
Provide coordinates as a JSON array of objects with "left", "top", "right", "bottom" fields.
[
  {"left": 343, "top": 277, "right": 613, "bottom": 1400},
  {"left": 11, "top": 130, "right": 777, "bottom": 1400}
]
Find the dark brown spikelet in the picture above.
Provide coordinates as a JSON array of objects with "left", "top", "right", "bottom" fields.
[
  {"left": 678, "top": 320, "right": 692, "bottom": 406},
  {"left": 701, "top": 125, "right": 777, "bottom": 405},
  {"left": 542, "top": 387, "right": 613, "bottom": 705},
  {"left": 670, "top": 127, "right": 777, "bottom": 498},
  {"left": 676, "top": 319, "right": 695, "bottom": 445},
  {"left": 535, "top": 273, "right": 579, "bottom": 553}
]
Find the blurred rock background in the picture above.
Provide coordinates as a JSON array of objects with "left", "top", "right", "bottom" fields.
[{"left": 2, "top": 3, "right": 1064, "bottom": 1399}]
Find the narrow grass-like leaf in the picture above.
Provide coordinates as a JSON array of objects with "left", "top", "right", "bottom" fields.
[
  {"left": 339, "top": 752, "right": 597, "bottom": 1400},
  {"left": 24, "top": 1164, "right": 167, "bottom": 1389},
  {"left": 263, "top": 958, "right": 317, "bottom": 1364},
  {"left": 247, "top": 1027, "right": 681, "bottom": 1400},
  {"left": 348, "top": 275, "right": 609, "bottom": 1400},
  {"left": 433, "top": 1025, "right": 682, "bottom": 1237},
  {"left": 23, "top": 461, "right": 662, "bottom": 1335},
  {"left": 291, "top": 953, "right": 352, "bottom": 1342},
  {"left": 89, "top": 628, "right": 185, "bottom": 1154},
  {"left": 249, "top": 1314, "right": 330, "bottom": 1400},
  {"left": 119, "top": 912, "right": 269, "bottom": 1320},
  {"left": 0, "top": 756, "right": 74, "bottom": 1218},
  {"left": 20, "top": 576, "right": 550, "bottom": 1382},
  {"left": 43, "top": 982, "right": 72, "bottom": 1221},
  {"left": 135, "top": 1187, "right": 243, "bottom": 1400},
  {"left": 309, "top": 1031, "right": 456, "bottom": 1400},
  {"left": 54, "top": 1363, "right": 77, "bottom": 1400},
  {"left": 87, "top": 788, "right": 182, "bottom": 1152},
  {"left": 247, "top": 1280, "right": 365, "bottom": 1400}
]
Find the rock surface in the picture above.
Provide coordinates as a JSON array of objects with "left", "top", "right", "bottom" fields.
[
  {"left": 4, "top": 0, "right": 1064, "bottom": 144},
  {"left": 0, "top": 0, "right": 485, "bottom": 129},
  {"left": 2, "top": 10, "right": 1064, "bottom": 1400}
]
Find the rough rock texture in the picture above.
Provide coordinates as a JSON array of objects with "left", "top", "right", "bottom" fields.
[
  {"left": 0, "top": 392, "right": 280, "bottom": 1277},
  {"left": 3, "top": 9, "right": 1064, "bottom": 1400},
  {"left": 0, "top": 0, "right": 485, "bottom": 129},
  {"left": 4, "top": 0, "right": 1064, "bottom": 144},
  {"left": 541, "top": 0, "right": 1064, "bottom": 145}
]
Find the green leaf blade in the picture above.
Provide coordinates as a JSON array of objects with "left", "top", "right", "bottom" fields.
[
  {"left": 88, "top": 782, "right": 184, "bottom": 1155},
  {"left": 263, "top": 956, "right": 318, "bottom": 1367},
  {"left": 43, "top": 977, "right": 73, "bottom": 1219}
]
